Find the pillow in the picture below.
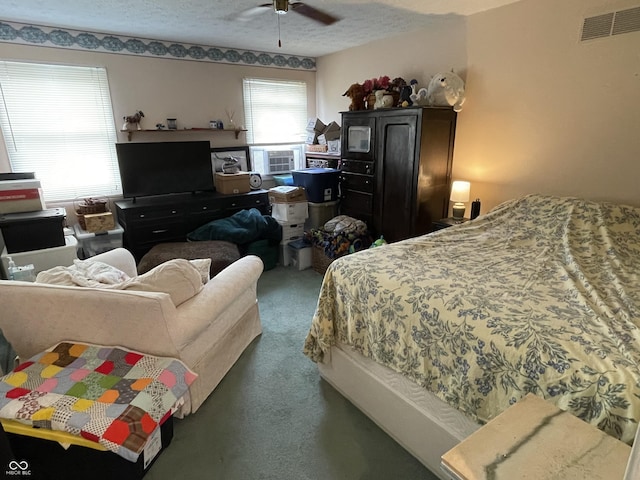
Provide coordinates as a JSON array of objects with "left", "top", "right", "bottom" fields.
[
  {"left": 122, "top": 258, "right": 204, "bottom": 306},
  {"left": 189, "top": 258, "right": 211, "bottom": 284}
]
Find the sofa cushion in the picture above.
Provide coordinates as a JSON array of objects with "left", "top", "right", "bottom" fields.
[
  {"left": 36, "top": 257, "right": 206, "bottom": 307},
  {"left": 122, "top": 258, "right": 204, "bottom": 306}
]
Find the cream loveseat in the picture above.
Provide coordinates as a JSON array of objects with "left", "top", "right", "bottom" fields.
[{"left": 0, "top": 247, "right": 264, "bottom": 414}]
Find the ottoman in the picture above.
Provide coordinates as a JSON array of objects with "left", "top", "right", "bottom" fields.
[{"left": 137, "top": 240, "right": 241, "bottom": 277}]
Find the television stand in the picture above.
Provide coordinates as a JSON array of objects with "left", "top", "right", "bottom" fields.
[{"left": 115, "top": 190, "right": 269, "bottom": 261}]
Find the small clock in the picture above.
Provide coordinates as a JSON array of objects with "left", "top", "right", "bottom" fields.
[{"left": 249, "top": 172, "right": 262, "bottom": 190}]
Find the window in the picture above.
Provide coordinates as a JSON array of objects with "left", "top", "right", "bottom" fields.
[
  {"left": 242, "top": 77, "right": 307, "bottom": 175},
  {"left": 0, "top": 61, "right": 121, "bottom": 202}
]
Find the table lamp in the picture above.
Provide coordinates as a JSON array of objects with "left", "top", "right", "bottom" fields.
[{"left": 450, "top": 181, "right": 470, "bottom": 222}]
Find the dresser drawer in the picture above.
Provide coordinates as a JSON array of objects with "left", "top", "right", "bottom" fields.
[
  {"left": 339, "top": 172, "right": 374, "bottom": 193},
  {"left": 340, "top": 190, "right": 373, "bottom": 214},
  {"left": 341, "top": 159, "right": 374, "bottom": 175},
  {"left": 131, "top": 220, "right": 185, "bottom": 244},
  {"left": 219, "top": 193, "right": 269, "bottom": 210},
  {"left": 127, "top": 206, "right": 183, "bottom": 222}
]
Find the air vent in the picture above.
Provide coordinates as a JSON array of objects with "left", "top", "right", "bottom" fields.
[{"left": 581, "top": 6, "right": 640, "bottom": 41}]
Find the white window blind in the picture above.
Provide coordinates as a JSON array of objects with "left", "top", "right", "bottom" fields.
[
  {"left": 242, "top": 77, "right": 307, "bottom": 145},
  {"left": 0, "top": 61, "right": 121, "bottom": 202}
]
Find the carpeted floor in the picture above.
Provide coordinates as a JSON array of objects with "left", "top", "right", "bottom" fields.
[{"left": 144, "top": 264, "right": 439, "bottom": 480}]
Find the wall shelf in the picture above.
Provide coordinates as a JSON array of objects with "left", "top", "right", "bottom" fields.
[{"left": 120, "top": 127, "right": 247, "bottom": 141}]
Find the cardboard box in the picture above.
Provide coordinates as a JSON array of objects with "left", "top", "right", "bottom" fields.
[
  {"left": 278, "top": 220, "right": 305, "bottom": 243},
  {"left": 215, "top": 172, "right": 251, "bottom": 194},
  {"left": 83, "top": 211, "right": 116, "bottom": 233},
  {"left": 0, "top": 179, "right": 45, "bottom": 214},
  {"left": 305, "top": 131, "right": 319, "bottom": 145},
  {"left": 306, "top": 118, "right": 325, "bottom": 133},
  {"left": 271, "top": 202, "right": 308, "bottom": 224},
  {"left": 327, "top": 139, "right": 341, "bottom": 154},
  {"left": 322, "top": 121, "right": 341, "bottom": 140},
  {"left": 268, "top": 186, "right": 307, "bottom": 204}
]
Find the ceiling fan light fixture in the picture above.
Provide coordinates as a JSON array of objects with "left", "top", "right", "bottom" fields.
[{"left": 274, "top": 0, "right": 289, "bottom": 14}]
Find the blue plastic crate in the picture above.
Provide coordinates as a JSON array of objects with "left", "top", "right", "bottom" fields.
[{"left": 291, "top": 168, "right": 340, "bottom": 203}]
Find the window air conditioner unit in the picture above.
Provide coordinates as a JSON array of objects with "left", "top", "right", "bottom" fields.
[{"left": 267, "top": 150, "right": 295, "bottom": 174}]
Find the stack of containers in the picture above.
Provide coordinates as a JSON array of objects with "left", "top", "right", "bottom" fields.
[
  {"left": 305, "top": 118, "right": 326, "bottom": 151},
  {"left": 291, "top": 168, "right": 340, "bottom": 231},
  {"left": 268, "top": 186, "right": 308, "bottom": 267}
]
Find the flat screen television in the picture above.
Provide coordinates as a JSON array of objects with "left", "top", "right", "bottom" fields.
[{"left": 116, "top": 141, "right": 214, "bottom": 199}]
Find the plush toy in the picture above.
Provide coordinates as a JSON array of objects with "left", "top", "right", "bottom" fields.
[
  {"left": 410, "top": 87, "right": 429, "bottom": 106},
  {"left": 426, "top": 71, "right": 466, "bottom": 112},
  {"left": 342, "top": 83, "right": 365, "bottom": 111},
  {"left": 373, "top": 90, "right": 394, "bottom": 109}
]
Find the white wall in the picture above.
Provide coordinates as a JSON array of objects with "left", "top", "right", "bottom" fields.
[
  {"left": 317, "top": 0, "right": 640, "bottom": 212},
  {"left": 0, "top": 43, "right": 316, "bottom": 173}
]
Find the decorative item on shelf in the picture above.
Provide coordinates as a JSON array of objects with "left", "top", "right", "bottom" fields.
[
  {"left": 450, "top": 180, "right": 471, "bottom": 222},
  {"left": 167, "top": 118, "right": 177, "bottom": 130},
  {"left": 361, "top": 75, "right": 405, "bottom": 110},
  {"left": 122, "top": 110, "right": 144, "bottom": 131},
  {"left": 342, "top": 83, "right": 366, "bottom": 111},
  {"left": 155, "top": 123, "right": 166, "bottom": 130},
  {"left": 225, "top": 108, "right": 236, "bottom": 130},
  {"left": 426, "top": 70, "right": 466, "bottom": 112},
  {"left": 74, "top": 197, "right": 109, "bottom": 231}
]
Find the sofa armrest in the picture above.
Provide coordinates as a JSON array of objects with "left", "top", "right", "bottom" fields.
[
  {"left": 0, "top": 281, "right": 181, "bottom": 361},
  {"left": 169, "top": 255, "right": 264, "bottom": 348}
]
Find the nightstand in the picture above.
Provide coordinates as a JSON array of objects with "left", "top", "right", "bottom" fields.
[
  {"left": 432, "top": 217, "right": 469, "bottom": 231},
  {"left": 440, "top": 394, "right": 630, "bottom": 480}
]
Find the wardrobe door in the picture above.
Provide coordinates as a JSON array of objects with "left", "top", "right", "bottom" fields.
[{"left": 375, "top": 112, "right": 418, "bottom": 242}]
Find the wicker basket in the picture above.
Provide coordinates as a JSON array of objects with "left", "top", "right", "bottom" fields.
[
  {"left": 312, "top": 244, "right": 346, "bottom": 275},
  {"left": 75, "top": 198, "right": 109, "bottom": 230}
]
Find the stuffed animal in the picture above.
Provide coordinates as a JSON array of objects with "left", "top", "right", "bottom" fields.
[
  {"left": 426, "top": 71, "right": 466, "bottom": 112},
  {"left": 342, "top": 83, "right": 365, "bottom": 111},
  {"left": 373, "top": 90, "right": 394, "bottom": 109}
]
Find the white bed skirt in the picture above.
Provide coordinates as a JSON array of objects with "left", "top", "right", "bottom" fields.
[{"left": 318, "top": 344, "right": 480, "bottom": 479}]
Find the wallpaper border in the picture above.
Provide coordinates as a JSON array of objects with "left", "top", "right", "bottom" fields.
[{"left": 0, "top": 21, "right": 316, "bottom": 71}]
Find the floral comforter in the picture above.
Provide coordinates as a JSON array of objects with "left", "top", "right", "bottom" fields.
[
  {"left": 303, "top": 194, "right": 640, "bottom": 443},
  {"left": 0, "top": 342, "right": 197, "bottom": 461}
]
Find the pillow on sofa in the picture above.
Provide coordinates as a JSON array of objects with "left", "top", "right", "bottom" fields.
[
  {"left": 123, "top": 258, "right": 204, "bottom": 306},
  {"left": 189, "top": 258, "right": 211, "bottom": 284},
  {"left": 36, "top": 260, "right": 130, "bottom": 287}
]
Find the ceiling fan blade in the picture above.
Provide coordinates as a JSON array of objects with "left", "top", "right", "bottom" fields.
[
  {"left": 291, "top": 2, "right": 340, "bottom": 25},
  {"left": 236, "top": 3, "right": 272, "bottom": 22}
]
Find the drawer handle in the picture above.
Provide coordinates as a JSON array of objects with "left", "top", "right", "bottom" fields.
[
  {"left": 152, "top": 229, "right": 169, "bottom": 234},
  {"left": 202, "top": 206, "right": 207, "bottom": 210},
  {"left": 231, "top": 203, "right": 236, "bottom": 207},
  {"left": 139, "top": 214, "right": 145, "bottom": 218},
  {"left": 171, "top": 210, "right": 177, "bottom": 214}
]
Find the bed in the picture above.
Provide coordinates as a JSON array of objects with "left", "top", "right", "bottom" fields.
[{"left": 303, "top": 193, "right": 640, "bottom": 478}]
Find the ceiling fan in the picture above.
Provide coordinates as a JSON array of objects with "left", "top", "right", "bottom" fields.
[
  {"left": 237, "top": 1, "right": 340, "bottom": 47},
  {"left": 239, "top": 1, "right": 340, "bottom": 26}
]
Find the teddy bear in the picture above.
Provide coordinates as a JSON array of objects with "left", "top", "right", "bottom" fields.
[
  {"left": 342, "top": 83, "right": 365, "bottom": 111},
  {"left": 426, "top": 71, "right": 466, "bottom": 112}
]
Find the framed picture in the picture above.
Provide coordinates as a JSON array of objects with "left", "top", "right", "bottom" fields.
[{"left": 210, "top": 146, "right": 251, "bottom": 172}]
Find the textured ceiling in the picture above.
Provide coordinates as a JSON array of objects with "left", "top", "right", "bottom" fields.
[{"left": 1, "top": 0, "right": 523, "bottom": 57}]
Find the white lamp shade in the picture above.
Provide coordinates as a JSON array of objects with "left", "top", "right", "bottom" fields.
[{"left": 450, "top": 181, "right": 471, "bottom": 203}]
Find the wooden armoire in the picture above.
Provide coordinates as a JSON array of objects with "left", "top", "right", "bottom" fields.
[{"left": 339, "top": 106, "right": 457, "bottom": 243}]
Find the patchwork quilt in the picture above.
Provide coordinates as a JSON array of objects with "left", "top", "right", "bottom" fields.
[
  {"left": 0, "top": 342, "right": 197, "bottom": 462},
  {"left": 304, "top": 194, "right": 640, "bottom": 444}
]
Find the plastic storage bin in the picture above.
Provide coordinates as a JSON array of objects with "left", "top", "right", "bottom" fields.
[
  {"left": 1, "top": 235, "right": 78, "bottom": 278},
  {"left": 306, "top": 200, "right": 339, "bottom": 230},
  {"left": 0, "top": 207, "right": 66, "bottom": 253},
  {"left": 73, "top": 223, "right": 124, "bottom": 259},
  {"left": 291, "top": 168, "right": 340, "bottom": 203}
]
